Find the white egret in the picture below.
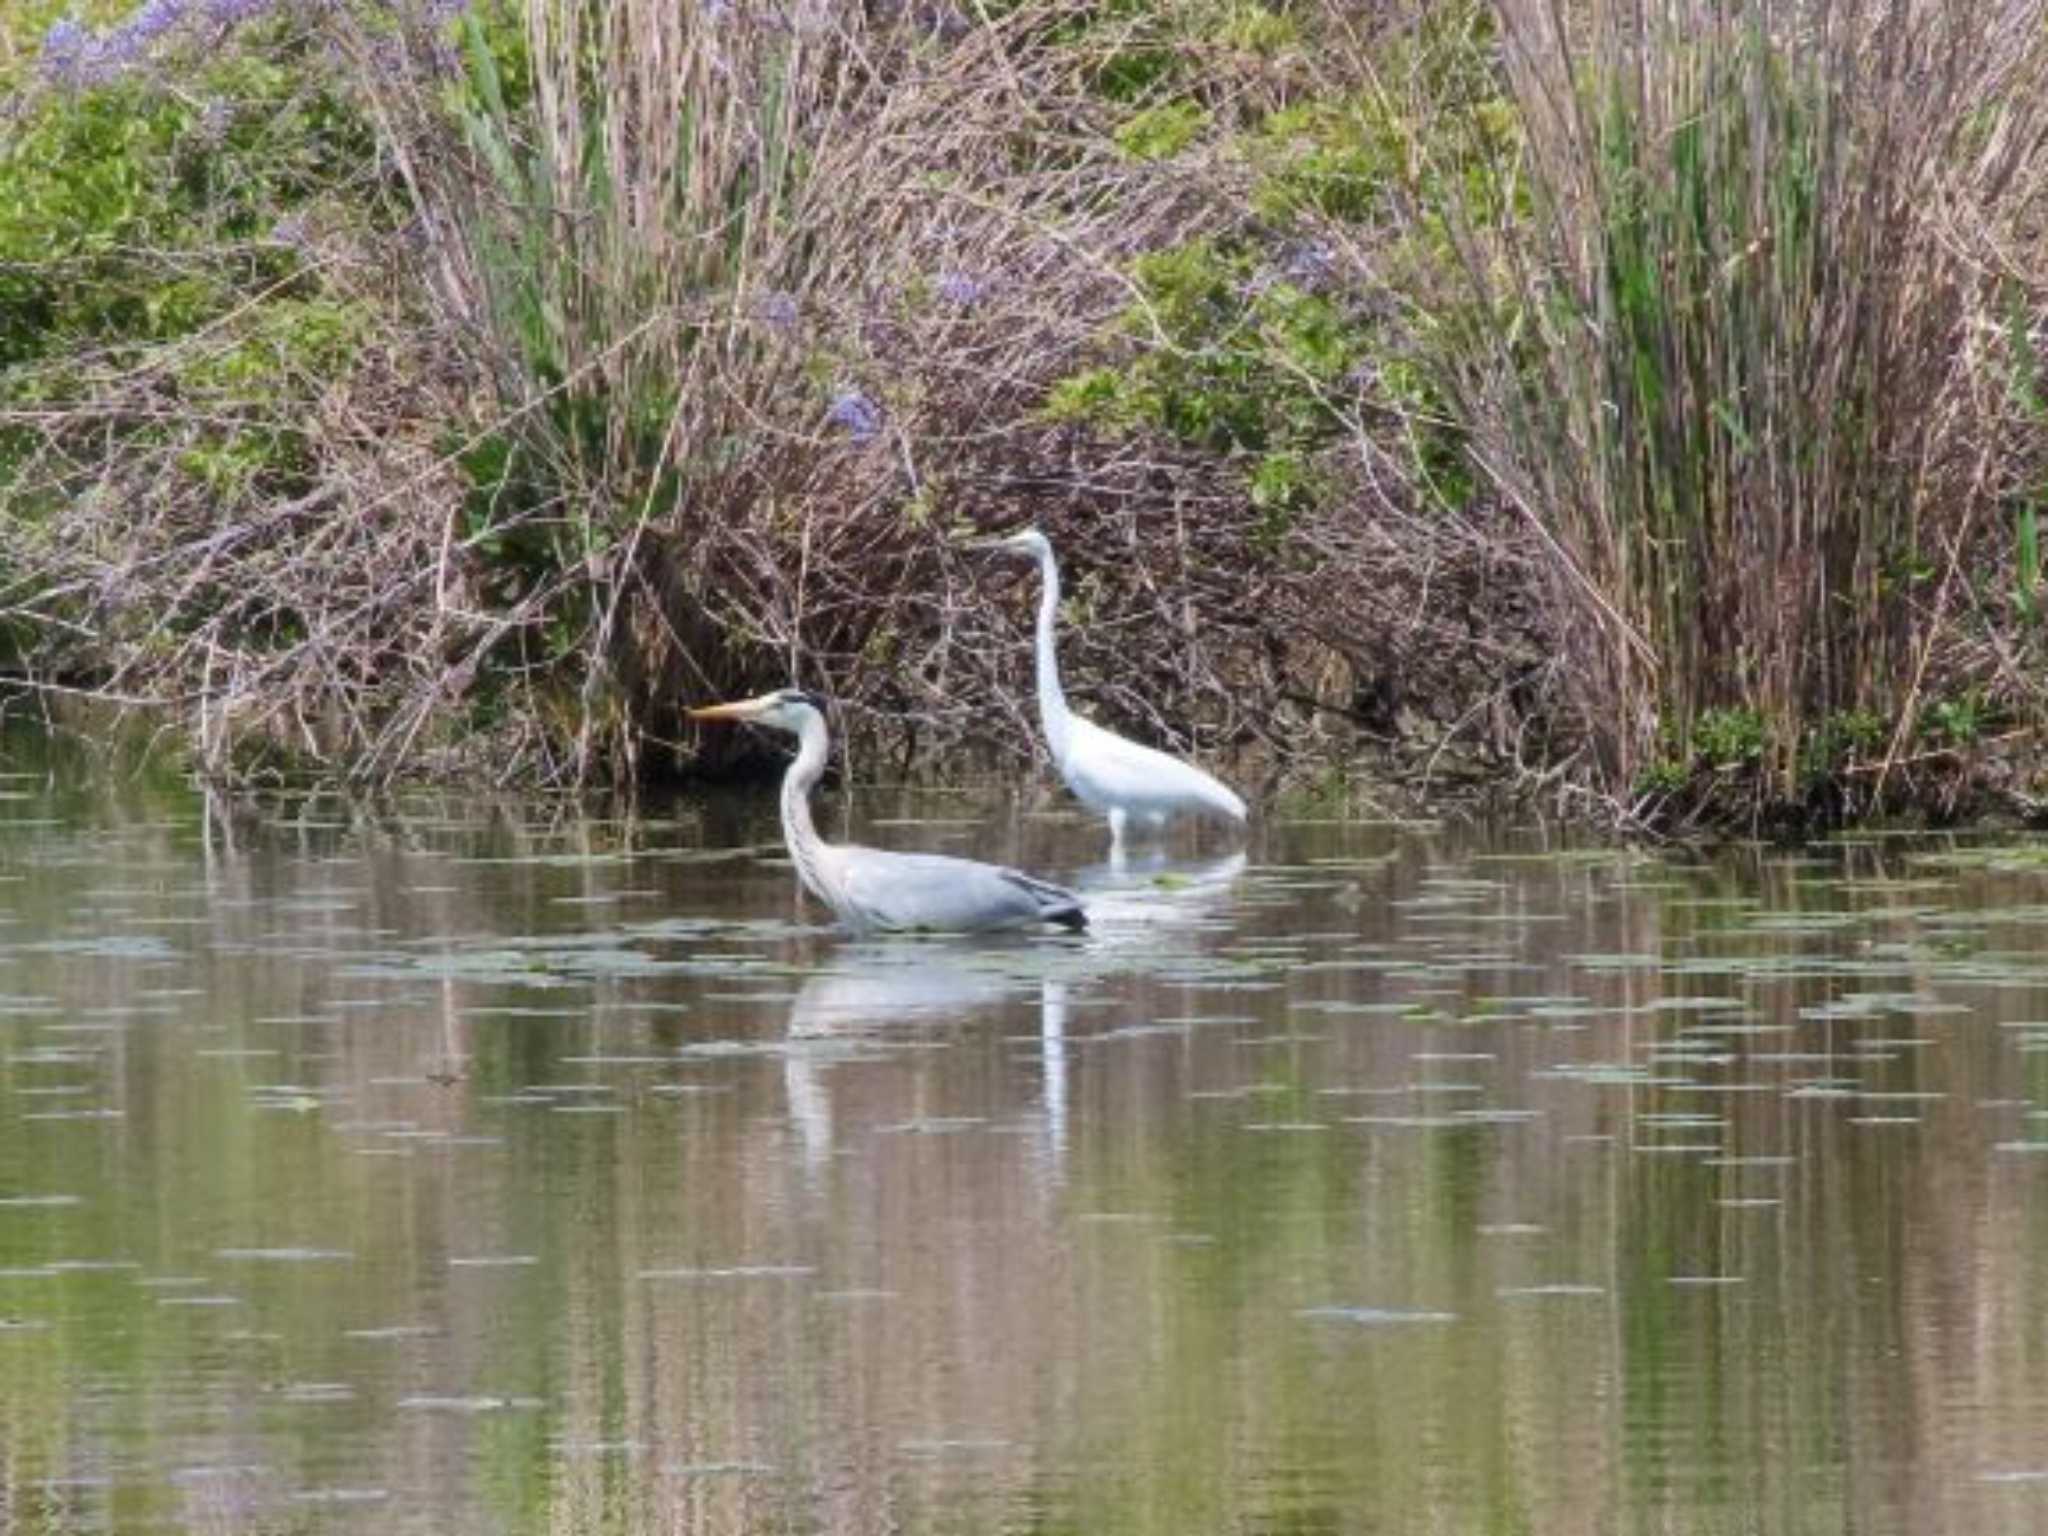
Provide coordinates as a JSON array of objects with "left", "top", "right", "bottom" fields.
[
  {"left": 972, "top": 529, "right": 1248, "bottom": 848},
  {"left": 689, "top": 688, "right": 1087, "bottom": 934}
]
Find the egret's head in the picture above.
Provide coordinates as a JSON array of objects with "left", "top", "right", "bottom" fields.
[
  {"left": 962, "top": 526, "right": 1051, "bottom": 561},
  {"left": 688, "top": 687, "right": 827, "bottom": 737}
]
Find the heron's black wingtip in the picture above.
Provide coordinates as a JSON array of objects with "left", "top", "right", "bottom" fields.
[{"left": 1050, "top": 905, "right": 1088, "bottom": 933}]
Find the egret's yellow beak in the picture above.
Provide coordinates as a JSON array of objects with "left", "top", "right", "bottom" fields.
[{"left": 687, "top": 696, "right": 770, "bottom": 723}]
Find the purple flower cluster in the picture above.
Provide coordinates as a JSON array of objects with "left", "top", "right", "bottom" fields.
[
  {"left": 935, "top": 271, "right": 985, "bottom": 307},
  {"left": 130, "top": 0, "right": 186, "bottom": 44},
  {"left": 37, "top": 0, "right": 470, "bottom": 90},
  {"left": 40, "top": 0, "right": 240, "bottom": 87},
  {"left": 755, "top": 290, "right": 800, "bottom": 330},
  {"left": 826, "top": 391, "right": 882, "bottom": 442},
  {"left": 39, "top": 18, "right": 94, "bottom": 85}
]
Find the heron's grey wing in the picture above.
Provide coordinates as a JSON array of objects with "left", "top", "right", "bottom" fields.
[{"left": 838, "top": 848, "right": 1084, "bottom": 932}]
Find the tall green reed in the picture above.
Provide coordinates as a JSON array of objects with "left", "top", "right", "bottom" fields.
[
  {"left": 2004, "top": 285, "right": 2047, "bottom": 630},
  {"left": 1423, "top": 0, "right": 2048, "bottom": 800},
  {"left": 347, "top": 0, "right": 856, "bottom": 777}
]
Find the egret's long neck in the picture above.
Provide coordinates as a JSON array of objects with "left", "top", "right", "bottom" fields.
[
  {"left": 1032, "top": 545, "right": 1073, "bottom": 764},
  {"left": 779, "top": 713, "right": 836, "bottom": 908}
]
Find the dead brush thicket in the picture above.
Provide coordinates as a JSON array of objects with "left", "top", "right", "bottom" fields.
[
  {"left": 1, "top": 0, "right": 1458, "bottom": 788},
  {"left": 375, "top": 0, "right": 1520, "bottom": 793},
  {"left": 1, "top": 0, "right": 1530, "bottom": 795},
  {"left": 47, "top": 0, "right": 2039, "bottom": 822}
]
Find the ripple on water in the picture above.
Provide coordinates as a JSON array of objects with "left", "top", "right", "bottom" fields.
[
  {"left": 1298, "top": 1306, "right": 1458, "bottom": 1326},
  {"left": 398, "top": 1395, "right": 544, "bottom": 1414}
]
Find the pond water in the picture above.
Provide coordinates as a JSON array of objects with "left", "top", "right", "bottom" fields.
[{"left": 4, "top": 727, "right": 2048, "bottom": 1534}]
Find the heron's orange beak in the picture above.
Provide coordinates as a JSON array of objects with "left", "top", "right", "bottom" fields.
[{"left": 687, "top": 696, "right": 771, "bottom": 723}]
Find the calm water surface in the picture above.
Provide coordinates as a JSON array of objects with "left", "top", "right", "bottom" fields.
[{"left": 5, "top": 730, "right": 2048, "bottom": 1533}]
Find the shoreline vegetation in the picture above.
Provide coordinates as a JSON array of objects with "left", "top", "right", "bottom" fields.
[{"left": 2, "top": 0, "right": 2046, "bottom": 835}]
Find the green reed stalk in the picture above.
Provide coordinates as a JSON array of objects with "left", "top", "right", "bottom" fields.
[
  {"left": 2005, "top": 285, "right": 2047, "bottom": 627},
  {"left": 1425, "top": 0, "right": 2047, "bottom": 802},
  {"left": 356, "top": 0, "right": 860, "bottom": 774},
  {"left": 452, "top": 0, "right": 820, "bottom": 505}
]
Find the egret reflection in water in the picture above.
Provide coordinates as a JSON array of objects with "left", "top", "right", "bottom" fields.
[
  {"left": 1068, "top": 847, "right": 1248, "bottom": 940},
  {"left": 1041, "top": 976, "right": 1068, "bottom": 1178}
]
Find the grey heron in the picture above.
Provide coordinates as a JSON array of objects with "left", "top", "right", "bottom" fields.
[
  {"left": 688, "top": 688, "right": 1087, "bottom": 934},
  {"left": 971, "top": 528, "right": 1248, "bottom": 849}
]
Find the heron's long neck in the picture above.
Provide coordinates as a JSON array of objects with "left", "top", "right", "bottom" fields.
[
  {"left": 1033, "top": 546, "right": 1073, "bottom": 763},
  {"left": 779, "top": 715, "right": 836, "bottom": 907}
]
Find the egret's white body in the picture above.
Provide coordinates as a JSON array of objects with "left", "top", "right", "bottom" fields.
[
  {"left": 689, "top": 689, "right": 1086, "bottom": 935},
  {"left": 981, "top": 529, "right": 1247, "bottom": 848}
]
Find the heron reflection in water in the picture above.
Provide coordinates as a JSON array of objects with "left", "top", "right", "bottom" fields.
[
  {"left": 775, "top": 846, "right": 1245, "bottom": 1176},
  {"left": 1066, "top": 848, "right": 1249, "bottom": 942},
  {"left": 779, "top": 947, "right": 1067, "bottom": 1179}
]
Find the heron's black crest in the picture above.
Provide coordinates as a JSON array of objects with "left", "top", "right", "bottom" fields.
[{"left": 784, "top": 689, "right": 829, "bottom": 715}]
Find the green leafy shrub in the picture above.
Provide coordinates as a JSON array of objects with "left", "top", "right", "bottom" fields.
[
  {"left": 1248, "top": 99, "right": 1389, "bottom": 224},
  {"left": 0, "top": 10, "right": 390, "bottom": 524},
  {"left": 1115, "top": 99, "right": 1210, "bottom": 161},
  {"left": 1213, "top": 3, "right": 1297, "bottom": 55},
  {"left": 0, "top": 49, "right": 373, "bottom": 367},
  {"left": 1045, "top": 238, "right": 1362, "bottom": 519},
  {"left": 0, "top": 2, "right": 471, "bottom": 772},
  {"left": 1925, "top": 691, "right": 1991, "bottom": 748},
  {"left": 1634, "top": 757, "right": 1689, "bottom": 796},
  {"left": 1692, "top": 708, "right": 1766, "bottom": 768},
  {"left": 1799, "top": 710, "right": 1888, "bottom": 780}
]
